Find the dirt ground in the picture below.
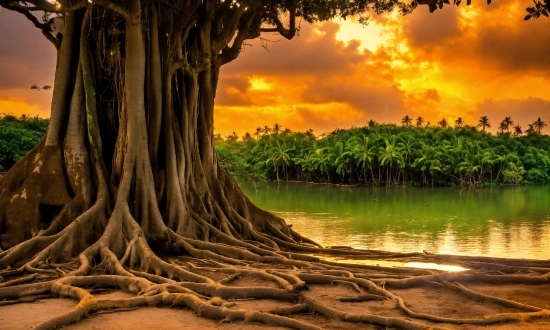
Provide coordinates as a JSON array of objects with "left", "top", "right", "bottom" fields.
[{"left": 2, "top": 274, "right": 550, "bottom": 330}]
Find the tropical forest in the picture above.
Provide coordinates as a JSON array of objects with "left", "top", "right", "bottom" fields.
[{"left": 216, "top": 116, "right": 550, "bottom": 187}]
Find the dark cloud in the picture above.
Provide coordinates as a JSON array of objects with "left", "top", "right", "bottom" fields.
[
  {"left": 218, "top": 21, "right": 409, "bottom": 126},
  {"left": 0, "top": 11, "right": 57, "bottom": 89},
  {"left": 423, "top": 88, "right": 441, "bottom": 102},
  {"left": 402, "top": 7, "right": 461, "bottom": 49},
  {"left": 401, "top": 3, "right": 550, "bottom": 75},
  {"left": 215, "top": 87, "right": 253, "bottom": 106},
  {"left": 221, "top": 22, "right": 367, "bottom": 77}
]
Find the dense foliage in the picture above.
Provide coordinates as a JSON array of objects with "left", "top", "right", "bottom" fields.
[
  {"left": 216, "top": 123, "right": 550, "bottom": 187},
  {"left": 0, "top": 114, "right": 48, "bottom": 172}
]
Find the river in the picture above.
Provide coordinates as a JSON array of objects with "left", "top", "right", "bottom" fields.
[{"left": 239, "top": 182, "right": 550, "bottom": 260}]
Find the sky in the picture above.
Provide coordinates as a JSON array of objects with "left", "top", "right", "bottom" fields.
[{"left": 1, "top": 2, "right": 549, "bottom": 137}]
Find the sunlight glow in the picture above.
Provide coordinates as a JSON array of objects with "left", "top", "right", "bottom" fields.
[
  {"left": 335, "top": 18, "right": 389, "bottom": 53},
  {"left": 404, "top": 262, "right": 468, "bottom": 272},
  {"left": 249, "top": 77, "right": 271, "bottom": 91}
]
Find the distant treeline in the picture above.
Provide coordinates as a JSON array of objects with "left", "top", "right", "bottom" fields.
[
  {"left": 216, "top": 123, "right": 550, "bottom": 187},
  {"left": 2, "top": 115, "right": 550, "bottom": 187},
  {"left": 0, "top": 114, "right": 48, "bottom": 172}
]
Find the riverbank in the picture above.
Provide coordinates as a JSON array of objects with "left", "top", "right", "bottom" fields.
[{"left": 2, "top": 251, "right": 550, "bottom": 329}]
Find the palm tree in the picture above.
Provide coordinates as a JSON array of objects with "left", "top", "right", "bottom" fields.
[
  {"left": 477, "top": 116, "right": 491, "bottom": 132},
  {"left": 455, "top": 117, "right": 464, "bottom": 127},
  {"left": 273, "top": 123, "right": 282, "bottom": 134},
  {"left": 416, "top": 117, "right": 424, "bottom": 128},
  {"left": 498, "top": 122, "right": 508, "bottom": 134},
  {"left": 349, "top": 135, "right": 377, "bottom": 184},
  {"left": 367, "top": 119, "right": 377, "bottom": 127},
  {"left": 242, "top": 132, "right": 252, "bottom": 141},
  {"left": 266, "top": 139, "right": 295, "bottom": 182},
  {"left": 513, "top": 125, "right": 522, "bottom": 137},
  {"left": 304, "top": 129, "right": 315, "bottom": 138},
  {"left": 401, "top": 115, "right": 412, "bottom": 126},
  {"left": 263, "top": 125, "right": 272, "bottom": 136},
  {"left": 501, "top": 116, "right": 514, "bottom": 132},
  {"left": 378, "top": 136, "right": 405, "bottom": 187},
  {"left": 309, "top": 148, "right": 331, "bottom": 181},
  {"left": 254, "top": 127, "right": 262, "bottom": 139},
  {"left": 225, "top": 132, "right": 238, "bottom": 142},
  {"left": 330, "top": 141, "right": 352, "bottom": 182},
  {"left": 437, "top": 118, "right": 448, "bottom": 129},
  {"left": 533, "top": 117, "right": 547, "bottom": 133},
  {"left": 525, "top": 123, "right": 535, "bottom": 135}
]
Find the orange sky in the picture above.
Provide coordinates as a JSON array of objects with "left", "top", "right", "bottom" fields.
[{"left": 1, "top": 2, "right": 549, "bottom": 137}]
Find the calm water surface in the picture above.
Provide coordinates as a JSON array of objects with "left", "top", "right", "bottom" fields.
[{"left": 239, "top": 182, "right": 550, "bottom": 260}]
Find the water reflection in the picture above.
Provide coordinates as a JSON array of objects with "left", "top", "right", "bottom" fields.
[{"left": 240, "top": 182, "right": 550, "bottom": 260}]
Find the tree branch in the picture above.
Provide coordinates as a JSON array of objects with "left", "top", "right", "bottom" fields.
[
  {"left": 260, "top": 0, "right": 297, "bottom": 40},
  {"left": 211, "top": 2, "right": 249, "bottom": 53},
  {"left": 0, "top": 1, "right": 60, "bottom": 48},
  {"left": 92, "top": 0, "right": 131, "bottom": 21},
  {"left": 216, "top": 11, "right": 262, "bottom": 66}
]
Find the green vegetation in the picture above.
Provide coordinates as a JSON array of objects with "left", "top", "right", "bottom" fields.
[
  {"left": 216, "top": 119, "right": 550, "bottom": 187},
  {"left": 0, "top": 114, "right": 48, "bottom": 172}
]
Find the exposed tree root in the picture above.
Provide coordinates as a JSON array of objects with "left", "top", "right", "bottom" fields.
[{"left": 2, "top": 228, "right": 550, "bottom": 330}]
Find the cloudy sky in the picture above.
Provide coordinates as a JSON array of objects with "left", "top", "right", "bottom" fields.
[{"left": 1, "top": 2, "right": 549, "bottom": 137}]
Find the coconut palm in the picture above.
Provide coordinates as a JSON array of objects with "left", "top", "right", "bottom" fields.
[
  {"left": 416, "top": 117, "right": 424, "bottom": 128},
  {"left": 304, "top": 129, "right": 315, "bottom": 138},
  {"left": 501, "top": 116, "right": 514, "bottom": 132},
  {"left": 378, "top": 136, "right": 405, "bottom": 187},
  {"left": 437, "top": 118, "right": 448, "bottom": 129},
  {"left": 455, "top": 117, "right": 464, "bottom": 127},
  {"left": 309, "top": 148, "right": 331, "bottom": 180},
  {"left": 263, "top": 125, "right": 272, "bottom": 136},
  {"left": 349, "top": 135, "right": 377, "bottom": 184},
  {"left": 525, "top": 123, "right": 535, "bottom": 135},
  {"left": 254, "top": 127, "right": 262, "bottom": 139},
  {"left": 401, "top": 115, "right": 412, "bottom": 126},
  {"left": 477, "top": 116, "right": 491, "bottom": 132},
  {"left": 533, "top": 117, "right": 547, "bottom": 133},
  {"left": 330, "top": 141, "right": 353, "bottom": 182},
  {"left": 367, "top": 119, "right": 377, "bottom": 127},
  {"left": 513, "top": 125, "right": 522, "bottom": 137},
  {"left": 242, "top": 132, "right": 252, "bottom": 141},
  {"left": 273, "top": 123, "right": 282, "bottom": 134},
  {"left": 225, "top": 132, "right": 238, "bottom": 142},
  {"left": 266, "top": 139, "right": 295, "bottom": 182}
]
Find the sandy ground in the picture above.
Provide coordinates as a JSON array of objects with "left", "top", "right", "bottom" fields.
[{"left": 2, "top": 281, "right": 550, "bottom": 330}]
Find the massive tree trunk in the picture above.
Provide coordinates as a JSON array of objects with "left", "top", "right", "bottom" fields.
[
  {"left": 1, "top": 1, "right": 550, "bottom": 329},
  {"left": 0, "top": 0, "right": 312, "bottom": 257}
]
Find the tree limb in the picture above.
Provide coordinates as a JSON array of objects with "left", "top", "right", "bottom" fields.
[
  {"left": 0, "top": 1, "right": 60, "bottom": 48},
  {"left": 92, "top": 0, "right": 131, "bottom": 21}
]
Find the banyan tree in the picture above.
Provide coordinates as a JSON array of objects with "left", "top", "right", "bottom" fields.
[{"left": 1, "top": 0, "right": 550, "bottom": 329}]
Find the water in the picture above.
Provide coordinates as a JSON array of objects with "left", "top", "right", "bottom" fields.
[{"left": 239, "top": 182, "right": 550, "bottom": 260}]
